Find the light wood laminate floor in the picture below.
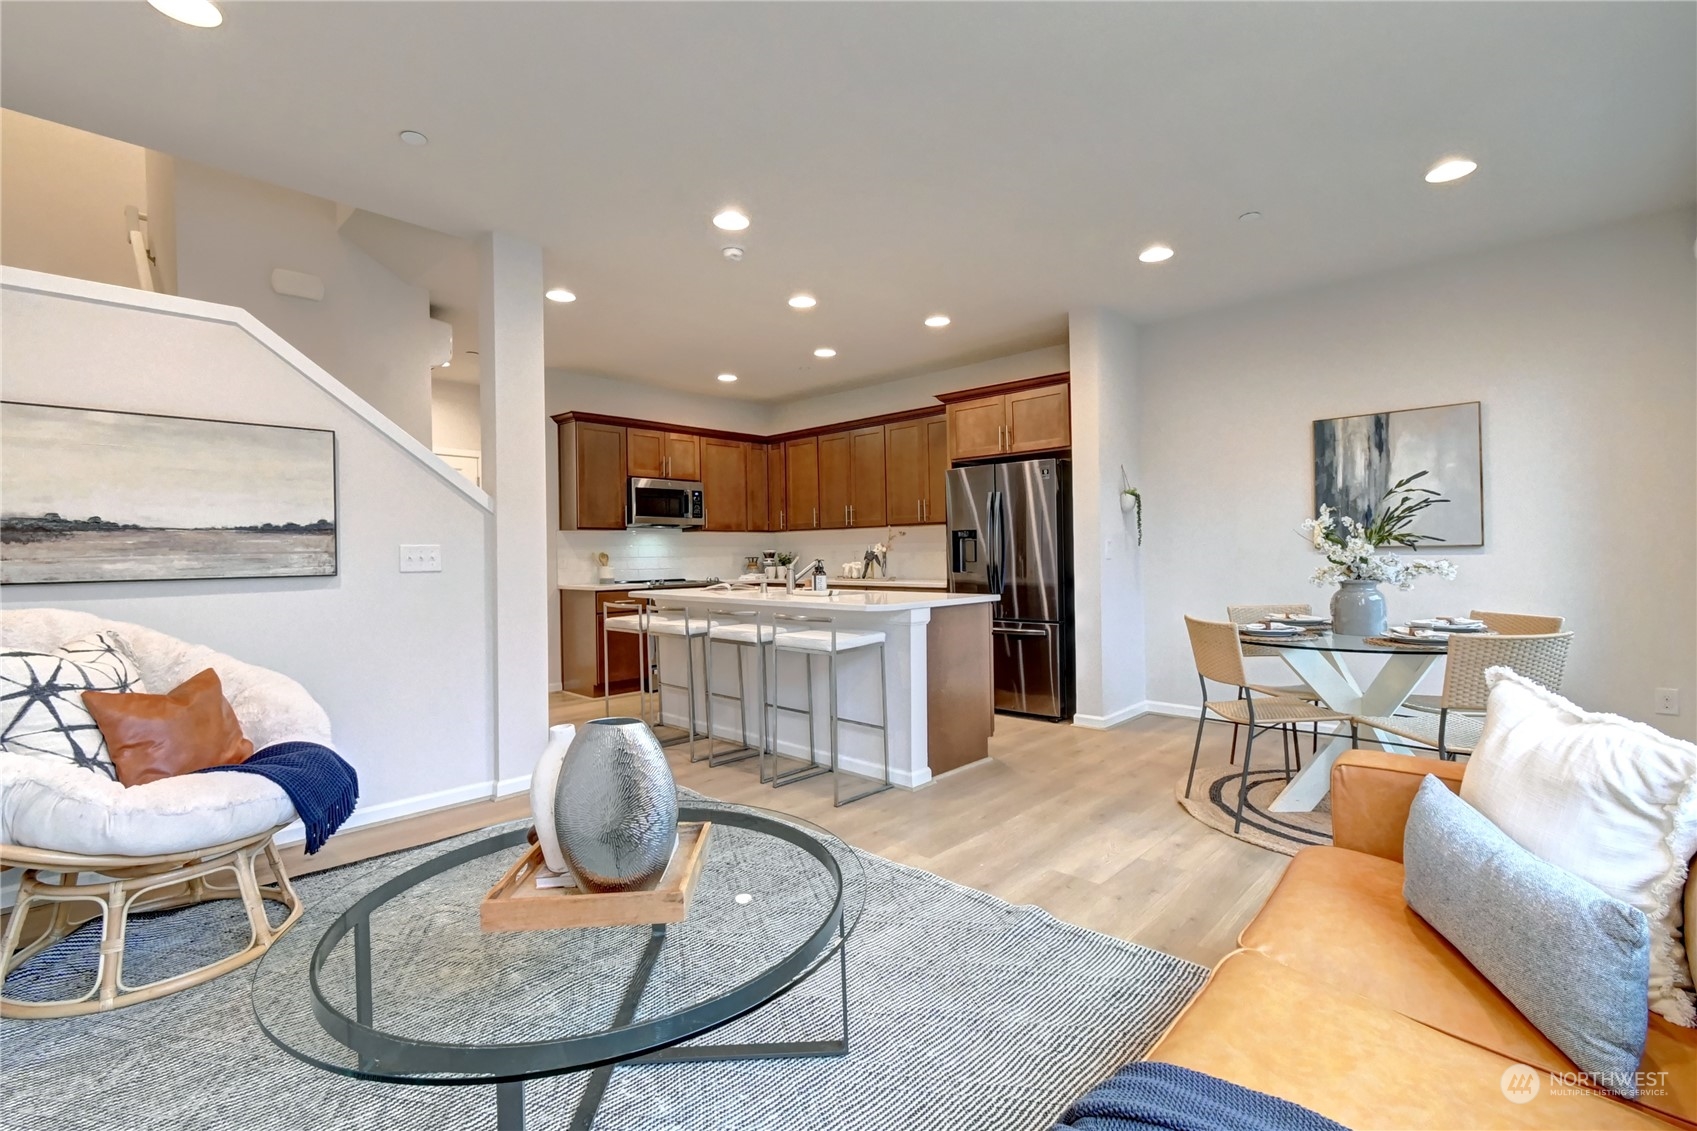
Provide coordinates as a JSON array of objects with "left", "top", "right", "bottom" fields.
[{"left": 283, "top": 693, "right": 1289, "bottom": 968}]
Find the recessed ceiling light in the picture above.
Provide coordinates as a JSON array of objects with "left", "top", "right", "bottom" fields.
[
  {"left": 713, "top": 209, "right": 750, "bottom": 232},
  {"left": 544, "top": 288, "right": 576, "bottom": 303},
  {"left": 813, "top": 348, "right": 837, "bottom": 358},
  {"left": 788, "top": 293, "right": 817, "bottom": 310},
  {"left": 1424, "top": 157, "right": 1478, "bottom": 184},
  {"left": 924, "top": 314, "right": 951, "bottom": 328},
  {"left": 398, "top": 130, "right": 429, "bottom": 147},
  {"left": 1138, "top": 244, "right": 1175, "bottom": 264},
  {"left": 147, "top": 0, "right": 222, "bottom": 27},
  {"left": 717, "top": 373, "right": 738, "bottom": 383}
]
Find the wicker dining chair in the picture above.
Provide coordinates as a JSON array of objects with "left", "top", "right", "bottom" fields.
[
  {"left": 1183, "top": 617, "right": 1351, "bottom": 834},
  {"left": 1353, "top": 631, "right": 1573, "bottom": 760},
  {"left": 1225, "top": 604, "right": 1324, "bottom": 761},
  {"left": 1402, "top": 610, "right": 1567, "bottom": 715}
]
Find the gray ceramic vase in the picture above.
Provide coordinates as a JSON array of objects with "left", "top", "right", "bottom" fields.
[
  {"left": 553, "top": 716, "right": 678, "bottom": 892},
  {"left": 1330, "top": 578, "right": 1388, "bottom": 637}
]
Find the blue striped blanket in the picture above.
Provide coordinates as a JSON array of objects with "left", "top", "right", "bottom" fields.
[{"left": 1055, "top": 1062, "right": 1350, "bottom": 1131}]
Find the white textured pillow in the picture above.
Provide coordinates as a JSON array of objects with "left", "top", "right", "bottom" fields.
[
  {"left": 0, "top": 631, "right": 146, "bottom": 779},
  {"left": 1462, "top": 668, "right": 1697, "bottom": 1027}
]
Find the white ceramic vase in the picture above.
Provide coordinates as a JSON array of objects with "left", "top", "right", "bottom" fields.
[{"left": 529, "top": 722, "right": 577, "bottom": 873}]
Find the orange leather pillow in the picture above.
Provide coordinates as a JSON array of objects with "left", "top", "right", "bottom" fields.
[{"left": 83, "top": 668, "right": 253, "bottom": 786}]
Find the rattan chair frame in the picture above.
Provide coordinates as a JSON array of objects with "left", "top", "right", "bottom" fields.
[
  {"left": 1184, "top": 617, "right": 1351, "bottom": 833},
  {"left": 0, "top": 825, "right": 301, "bottom": 1018},
  {"left": 1354, "top": 631, "right": 1573, "bottom": 759}
]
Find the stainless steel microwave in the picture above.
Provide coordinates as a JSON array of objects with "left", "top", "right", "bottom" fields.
[{"left": 628, "top": 478, "right": 705, "bottom": 529}]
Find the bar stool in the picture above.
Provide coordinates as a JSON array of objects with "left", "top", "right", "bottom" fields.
[
  {"left": 601, "top": 600, "right": 654, "bottom": 720},
  {"left": 616, "top": 601, "right": 707, "bottom": 759},
  {"left": 766, "top": 613, "right": 893, "bottom": 807},
  {"left": 701, "top": 607, "right": 775, "bottom": 770}
]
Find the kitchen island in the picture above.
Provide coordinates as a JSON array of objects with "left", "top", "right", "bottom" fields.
[{"left": 642, "top": 586, "right": 998, "bottom": 788}]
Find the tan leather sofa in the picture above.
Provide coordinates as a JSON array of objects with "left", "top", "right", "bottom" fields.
[{"left": 1146, "top": 751, "right": 1697, "bottom": 1130}]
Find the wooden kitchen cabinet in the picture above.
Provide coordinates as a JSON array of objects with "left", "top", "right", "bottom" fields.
[
  {"left": 627, "top": 428, "right": 699, "bottom": 480},
  {"left": 560, "top": 588, "right": 643, "bottom": 697},
  {"left": 700, "top": 437, "right": 748, "bottom": 531},
  {"left": 947, "top": 394, "right": 1010, "bottom": 461},
  {"left": 848, "top": 425, "right": 887, "bottom": 528},
  {"left": 558, "top": 417, "right": 628, "bottom": 530},
  {"left": 817, "top": 431, "right": 851, "bottom": 529},
  {"left": 746, "top": 441, "right": 769, "bottom": 532},
  {"left": 943, "top": 377, "right": 1071, "bottom": 462},
  {"left": 926, "top": 417, "right": 949, "bottom": 524},
  {"left": 785, "top": 437, "right": 820, "bottom": 529},
  {"left": 766, "top": 444, "right": 786, "bottom": 531},
  {"left": 1006, "top": 384, "right": 1071, "bottom": 453},
  {"left": 886, "top": 414, "right": 947, "bottom": 525}
]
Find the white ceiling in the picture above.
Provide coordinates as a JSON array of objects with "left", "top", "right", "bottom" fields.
[{"left": 2, "top": 2, "right": 1692, "bottom": 401}]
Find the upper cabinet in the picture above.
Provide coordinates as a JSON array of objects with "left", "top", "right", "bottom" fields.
[
  {"left": 628, "top": 428, "right": 700, "bottom": 480},
  {"left": 941, "top": 375, "right": 1070, "bottom": 461},
  {"left": 558, "top": 417, "right": 628, "bottom": 530},
  {"left": 886, "top": 414, "right": 948, "bottom": 524},
  {"left": 700, "top": 437, "right": 749, "bottom": 532},
  {"left": 785, "top": 437, "right": 821, "bottom": 530},
  {"left": 554, "top": 375, "right": 1066, "bottom": 534}
]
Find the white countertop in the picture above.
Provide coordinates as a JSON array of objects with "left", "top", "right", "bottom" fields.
[
  {"left": 558, "top": 581, "right": 649, "bottom": 591},
  {"left": 653, "top": 585, "right": 997, "bottom": 614},
  {"left": 830, "top": 577, "right": 947, "bottom": 589}
]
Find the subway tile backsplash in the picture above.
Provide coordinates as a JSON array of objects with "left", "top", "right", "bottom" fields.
[{"left": 556, "top": 527, "right": 947, "bottom": 584}]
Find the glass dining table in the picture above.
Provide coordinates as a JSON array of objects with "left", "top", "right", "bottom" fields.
[{"left": 1244, "top": 630, "right": 1449, "bottom": 813}]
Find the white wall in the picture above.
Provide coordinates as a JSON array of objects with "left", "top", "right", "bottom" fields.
[
  {"left": 0, "top": 271, "right": 499, "bottom": 829},
  {"left": 431, "top": 379, "right": 483, "bottom": 452},
  {"left": 0, "top": 109, "right": 149, "bottom": 289},
  {"left": 1069, "top": 309, "right": 1145, "bottom": 726},
  {"left": 767, "top": 345, "right": 1069, "bottom": 433},
  {"left": 1136, "top": 209, "right": 1697, "bottom": 738},
  {"left": 173, "top": 161, "right": 436, "bottom": 445}
]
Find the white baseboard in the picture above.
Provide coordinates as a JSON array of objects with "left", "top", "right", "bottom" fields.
[
  {"left": 1139, "top": 699, "right": 1202, "bottom": 719},
  {"left": 549, "top": 682, "right": 563, "bottom": 694},
  {"left": 1072, "top": 701, "right": 1149, "bottom": 730},
  {"left": 495, "top": 774, "right": 531, "bottom": 797},
  {"left": 273, "top": 778, "right": 499, "bottom": 848}
]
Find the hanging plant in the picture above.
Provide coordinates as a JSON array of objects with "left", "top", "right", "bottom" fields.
[{"left": 1121, "top": 487, "right": 1143, "bottom": 545}]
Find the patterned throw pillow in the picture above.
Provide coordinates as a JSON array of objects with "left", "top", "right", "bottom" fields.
[{"left": 0, "top": 631, "right": 146, "bottom": 780}]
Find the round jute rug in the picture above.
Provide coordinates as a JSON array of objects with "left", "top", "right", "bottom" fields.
[{"left": 1175, "top": 767, "right": 1332, "bottom": 856}]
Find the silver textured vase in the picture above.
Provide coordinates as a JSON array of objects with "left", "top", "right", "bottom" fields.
[
  {"left": 1330, "top": 578, "right": 1388, "bottom": 637},
  {"left": 554, "top": 717, "right": 678, "bottom": 892}
]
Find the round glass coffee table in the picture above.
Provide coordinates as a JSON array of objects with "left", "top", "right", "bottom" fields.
[{"left": 251, "top": 802, "right": 864, "bottom": 1130}]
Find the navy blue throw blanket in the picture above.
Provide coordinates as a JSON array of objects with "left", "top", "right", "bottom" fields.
[
  {"left": 198, "top": 741, "right": 359, "bottom": 854},
  {"left": 1055, "top": 1062, "right": 1350, "bottom": 1131}
]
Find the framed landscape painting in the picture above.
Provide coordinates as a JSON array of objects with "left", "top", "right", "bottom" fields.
[
  {"left": 1312, "top": 401, "right": 1483, "bottom": 547},
  {"left": 1, "top": 402, "right": 337, "bottom": 584}
]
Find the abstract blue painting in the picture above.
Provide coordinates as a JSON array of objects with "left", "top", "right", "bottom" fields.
[{"left": 1313, "top": 401, "right": 1482, "bottom": 547}]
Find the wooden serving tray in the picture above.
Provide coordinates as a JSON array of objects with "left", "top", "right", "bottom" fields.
[{"left": 480, "top": 822, "right": 712, "bottom": 932}]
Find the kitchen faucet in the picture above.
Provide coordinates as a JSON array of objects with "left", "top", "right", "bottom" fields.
[{"left": 787, "top": 557, "right": 826, "bottom": 594}]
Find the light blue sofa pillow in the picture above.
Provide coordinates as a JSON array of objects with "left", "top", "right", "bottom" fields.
[{"left": 1403, "top": 775, "right": 1650, "bottom": 1098}]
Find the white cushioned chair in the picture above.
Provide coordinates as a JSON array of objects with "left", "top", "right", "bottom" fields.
[{"left": 0, "top": 608, "right": 331, "bottom": 1017}]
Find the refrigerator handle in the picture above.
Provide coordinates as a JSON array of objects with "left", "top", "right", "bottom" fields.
[{"left": 985, "top": 491, "right": 1001, "bottom": 594}]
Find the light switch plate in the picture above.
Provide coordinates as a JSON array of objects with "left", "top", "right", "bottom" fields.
[{"left": 400, "top": 544, "right": 442, "bottom": 573}]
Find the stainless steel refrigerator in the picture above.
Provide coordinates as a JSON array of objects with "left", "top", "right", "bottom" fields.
[{"left": 947, "top": 457, "right": 1075, "bottom": 721}]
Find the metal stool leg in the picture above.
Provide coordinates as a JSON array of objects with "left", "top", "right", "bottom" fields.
[
  {"left": 772, "top": 649, "right": 828, "bottom": 788},
  {"left": 834, "top": 639, "right": 893, "bottom": 807}
]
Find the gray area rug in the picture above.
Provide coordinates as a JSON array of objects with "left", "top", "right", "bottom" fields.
[
  {"left": 3, "top": 809, "right": 1207, "bottom": 1131},
  {"left": 1175, "top": 767, "right": 1331, "bottom": 857}
]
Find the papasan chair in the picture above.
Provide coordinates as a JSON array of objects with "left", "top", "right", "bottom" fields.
[{"left": 0, "top": 608, "right": 344, "bottom": 1018}]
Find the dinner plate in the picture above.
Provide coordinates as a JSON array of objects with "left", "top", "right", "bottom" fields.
[
  {"left": 1239, "top": 623, "right": 1301, "bottom": 636},
  {"left": 1385, "top": 626, "right": 1444, "bottom": 643},
  {"left": 1268, "top": 614, "right": 1329, "bottom": 626},
  {"left": 1410, "top": 617, "right": 1486, "bottom": 631}
]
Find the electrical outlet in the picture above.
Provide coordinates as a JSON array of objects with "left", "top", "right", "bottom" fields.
[
  {"left": 1654, "top": 688, "right": 1679, "bottom": 716},
  {"left": 399, "top": 544, "right": 442, "bottom": 573}
]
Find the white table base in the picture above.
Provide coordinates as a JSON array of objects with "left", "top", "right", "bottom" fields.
[{"left": 1266, "top": 648, "right": 1440, "bottom": 812}]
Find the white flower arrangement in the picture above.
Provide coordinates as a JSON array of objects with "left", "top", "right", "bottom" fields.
[{"left": 1300, "top": 472, "right": 1458, "bottom": 591}]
